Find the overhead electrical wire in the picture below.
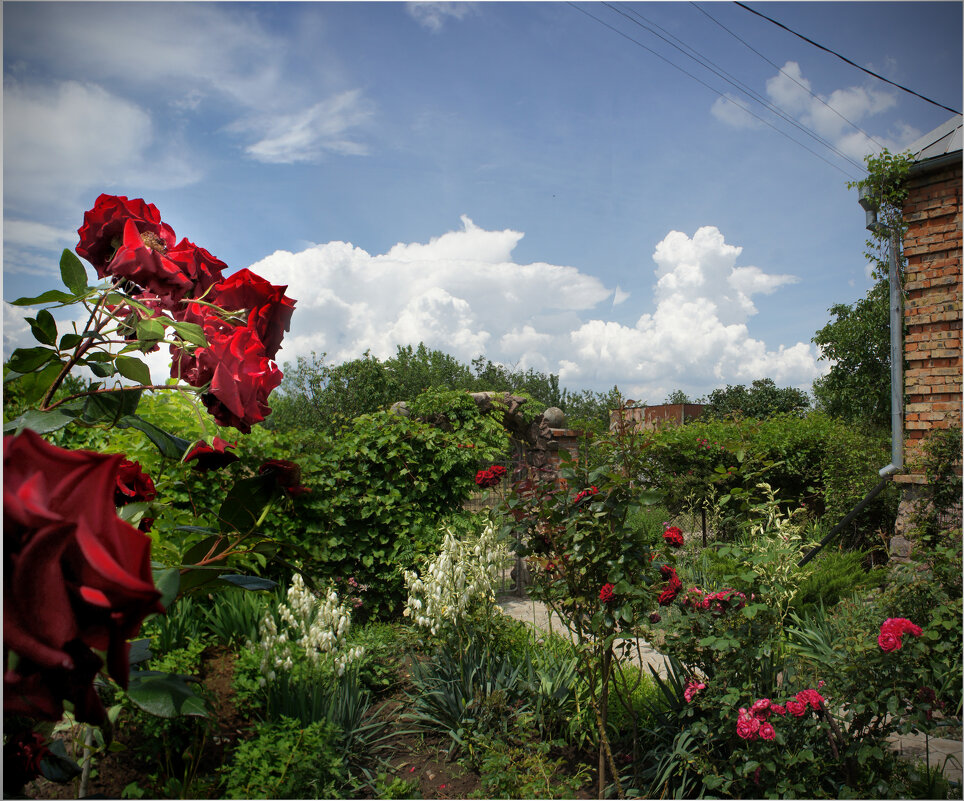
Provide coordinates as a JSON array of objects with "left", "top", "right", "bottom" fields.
[
  {"left": 567, "top": 2, "right": 861, "bottom": 178},
  {"left": 690, "top": 2, "right": 889, "bottom": 153},
  {"left": 605, "top": 1, "right": 867, "bottom": 172},
  {"left": 735, "top": 1, "right": 961, "bottom": 116}
]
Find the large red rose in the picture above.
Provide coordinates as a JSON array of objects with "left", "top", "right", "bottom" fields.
[
  {"left": 106, "top": 219, "right": 194, "bottom": 303},
  {"left": 201, "top": 269, "right": 295, "bottom": 360},
  {"left": 194, "top": 326, "right": 283, "bottom": 433},
  {"left": 76, "top": 194, "right": 176, "bottom": 276},
  {"left": 164, "top": 239, "right": 227, "bottom": 307},
  {"left": 3, "top": 430, "right": 163, "bottom": 724}
]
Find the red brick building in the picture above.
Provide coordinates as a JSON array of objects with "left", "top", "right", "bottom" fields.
[{"left": 897, "top": 115, "right": 962, "bottom": 487}]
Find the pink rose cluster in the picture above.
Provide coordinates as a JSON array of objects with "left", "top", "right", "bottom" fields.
[
  {"left": 683, "top": 679, "right": 706, "bottom": 703},
  {"left": 682, "top": 586, "right": 747, "bottom": 615},
  {"left": 878, "top": 617, "right": 923, "bottom": 652},
  {"left": 76, "top": 195, "right": 296, "bottom": 433},
  {"left": 736, "top": 686, "right": 825, "bottom": 741},
  {"left": 662, "top": 525, "right": 684, "bottom": 547}
]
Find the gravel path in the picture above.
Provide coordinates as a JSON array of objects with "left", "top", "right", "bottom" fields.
[{"left": 496, "top": 593, "right": 670, "bottom": 677}]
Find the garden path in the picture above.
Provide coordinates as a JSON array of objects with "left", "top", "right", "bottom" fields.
[{"left": 496, "top": 594, "right": 670, "bottom": 677}]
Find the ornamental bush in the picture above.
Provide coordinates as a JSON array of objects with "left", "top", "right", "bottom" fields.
[
  {"left": 239, "top": 389, "right": 510, "bottom": 620},
  {"left": 641, "top": 412, "right": 897, "bottom": 547}
]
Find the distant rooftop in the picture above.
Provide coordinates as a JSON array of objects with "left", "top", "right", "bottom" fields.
[{"left": 906, "top": 114, "right": 962, "bottom": 164}]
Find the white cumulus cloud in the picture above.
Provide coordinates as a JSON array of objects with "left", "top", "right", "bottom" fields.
[
  {"left": 246, "top": 219, "right": 824, "bottom": 401},
  {"left": 559, "top": 226, "right": 824, "bottom": 398}
]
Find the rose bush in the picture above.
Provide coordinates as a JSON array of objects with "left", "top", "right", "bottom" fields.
[{"left": 4, "top": 193, "right": 301, "bottom": 793}]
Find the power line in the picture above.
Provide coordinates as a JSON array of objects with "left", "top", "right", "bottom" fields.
[
  {"left": 691, "top": 2, "right": 889, "bottom": 153},
  {"left": 735, "top": 2, "right": 961, "bottom": 116},
  {"left": 606, "top": 2, "right": 866, "bottom": 171},
  {"left": 567, "top": 2, "right": 860, "bottom": 178}
]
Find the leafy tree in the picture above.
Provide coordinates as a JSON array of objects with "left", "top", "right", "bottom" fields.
[
  {"left": 701, "top": 378, "right": 810, "bottom": 420},
  {"left": 812, "top": 148, "right": 914, "bottom": 431},
  {"left": 665, "top": 389, "right": 691, "bottom": 404},
  {"left": 270, "top": 343, "right": 623, "bottom": 436},
  {"left": 812, "top": 279, "right": 890, "bottom": 430}
]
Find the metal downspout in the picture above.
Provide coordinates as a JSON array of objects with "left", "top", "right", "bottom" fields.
[{"left": 879, "top": 226, "right": 904, "bottom": 477}]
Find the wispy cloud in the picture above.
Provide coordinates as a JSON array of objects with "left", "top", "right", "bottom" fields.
[
  {"left": 406, "top": 2, "right": 475, "bottom": 32},
  {"left": 241, "top": 91, "right": 374, "bottom": 164},
  {"left": 712, "top": 61, "right": 921, "bottom": 161}
]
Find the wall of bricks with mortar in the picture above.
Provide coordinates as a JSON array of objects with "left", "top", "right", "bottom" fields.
[{"left": 900, "top": 160, "right": 963, "bottom": 477}]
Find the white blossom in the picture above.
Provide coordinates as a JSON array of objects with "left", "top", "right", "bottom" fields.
[{"left": 403, "top": 522, "right": 509, "bottom": 641}]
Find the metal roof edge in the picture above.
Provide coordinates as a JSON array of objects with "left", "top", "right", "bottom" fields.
[{"left": 908, "top": 150, "right": 963, "bottom": 176}]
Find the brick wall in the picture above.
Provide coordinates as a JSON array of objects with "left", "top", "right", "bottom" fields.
[{"left": 899, "top": 159, "right": 963, "bottom": 481}]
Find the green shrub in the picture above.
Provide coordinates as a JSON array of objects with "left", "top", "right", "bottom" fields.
[
  {"left": 790, "top": 549, "right": 883, "bottom": 615},
  {"left": 467, "top": 712, "right": 591, "bottom": 799},
  {"left": 641, "top": 412, "right": 898, "bottom": 548},
  {"left": 240, "top": 389, "right": 510, "bottom": 620},
  {"left": 223, "top": 717, "right": 347, "bottom": 799}
]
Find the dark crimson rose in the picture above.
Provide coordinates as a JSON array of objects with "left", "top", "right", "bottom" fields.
[
  {"left": 662, "top": 526, "right": 684, "bottom": 547},
  {"left": 657, "top": 564, "right": 682, "bottom": 606},
  {"left": 106, "top": 218, "right": 194, "bottom": 303},
  {"left": 475, "top": 468, "right": 499, "bottom": 488},
  {"left": 195, "top": 326, "right": 283, "bottom": 433},
  {"left": 489, "top": 464, "right": 507, "bottom": 479},
  {"left": 259, "top": 459, "right": 311, "bottom": 497},
  {"left": 183, "top": 437, "right": 239, "bottom": 471},
  {"left": 3, "top": 730, "right": 51, "bottom": 794},
  {"left": 573, "top": 485, "right": 599, "bottom": 504},
  {"left": 164, "top": 239, "right": 227, "bottom": 306},
  {"left": 114, "top": 459, "right": 156, "bottom": 506},
  {"left": 599, "top": 583, "right": 615, "bottom": 603},
  {"left": 3, "top": 430, "right": 163, "bottom": 724},
  {"left": 203, "top": 269, "right": 295, "bottom": 360},
  {"left": 76, "top": 194, "right": 176, "bottom": 275}
]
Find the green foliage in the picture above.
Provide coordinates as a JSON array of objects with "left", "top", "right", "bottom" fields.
[
  {"left": 467, "top": 712, "right": 591, "bottom": 799},
  {"left": 223, "top": 717, "right": 348, "bottom": 799},
  {"left": 909, "top": 426, "right": 963, "bottom": 541},
  {"left": 641, "top": 412, "right": 898, "bottom": 548},
  {"left": 142, "top": 595, "right": 207, "bottom": 655},
  {"left": 701, "top": 378, "right": 811, "bottom": 420},
  {"left": 405, "top": 638, "right": 532, "bottom": 757},
  {"left": 848, "top": 148, "right": 914, "bottom": 280},
  {"left": 251, "top": 392, "right": 509, "bottom": 619},
  {"left": 790, "top": 549, "right": 884, "bottom": 616},
  {"left": 814, "top": 148, "right": 914, "bottom": 431},
  {"left": 115, "top": 641, "right": 214, "bottom": 793},
  {"left": 269, "top": 342, "right": 620, "bottom": 437},
  {"left": 201, "top": 587, "right": 273, "bottom": 647},
  {"left": 812, "top": 279, "right": 891, "bottom": 430},
  {"left": 664, "top": 389, "right": 690, "bottom": 404}
]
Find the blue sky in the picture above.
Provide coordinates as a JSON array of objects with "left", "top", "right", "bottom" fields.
[{"left": 4, "top": 1, "right": 961, "bottom": 403}]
